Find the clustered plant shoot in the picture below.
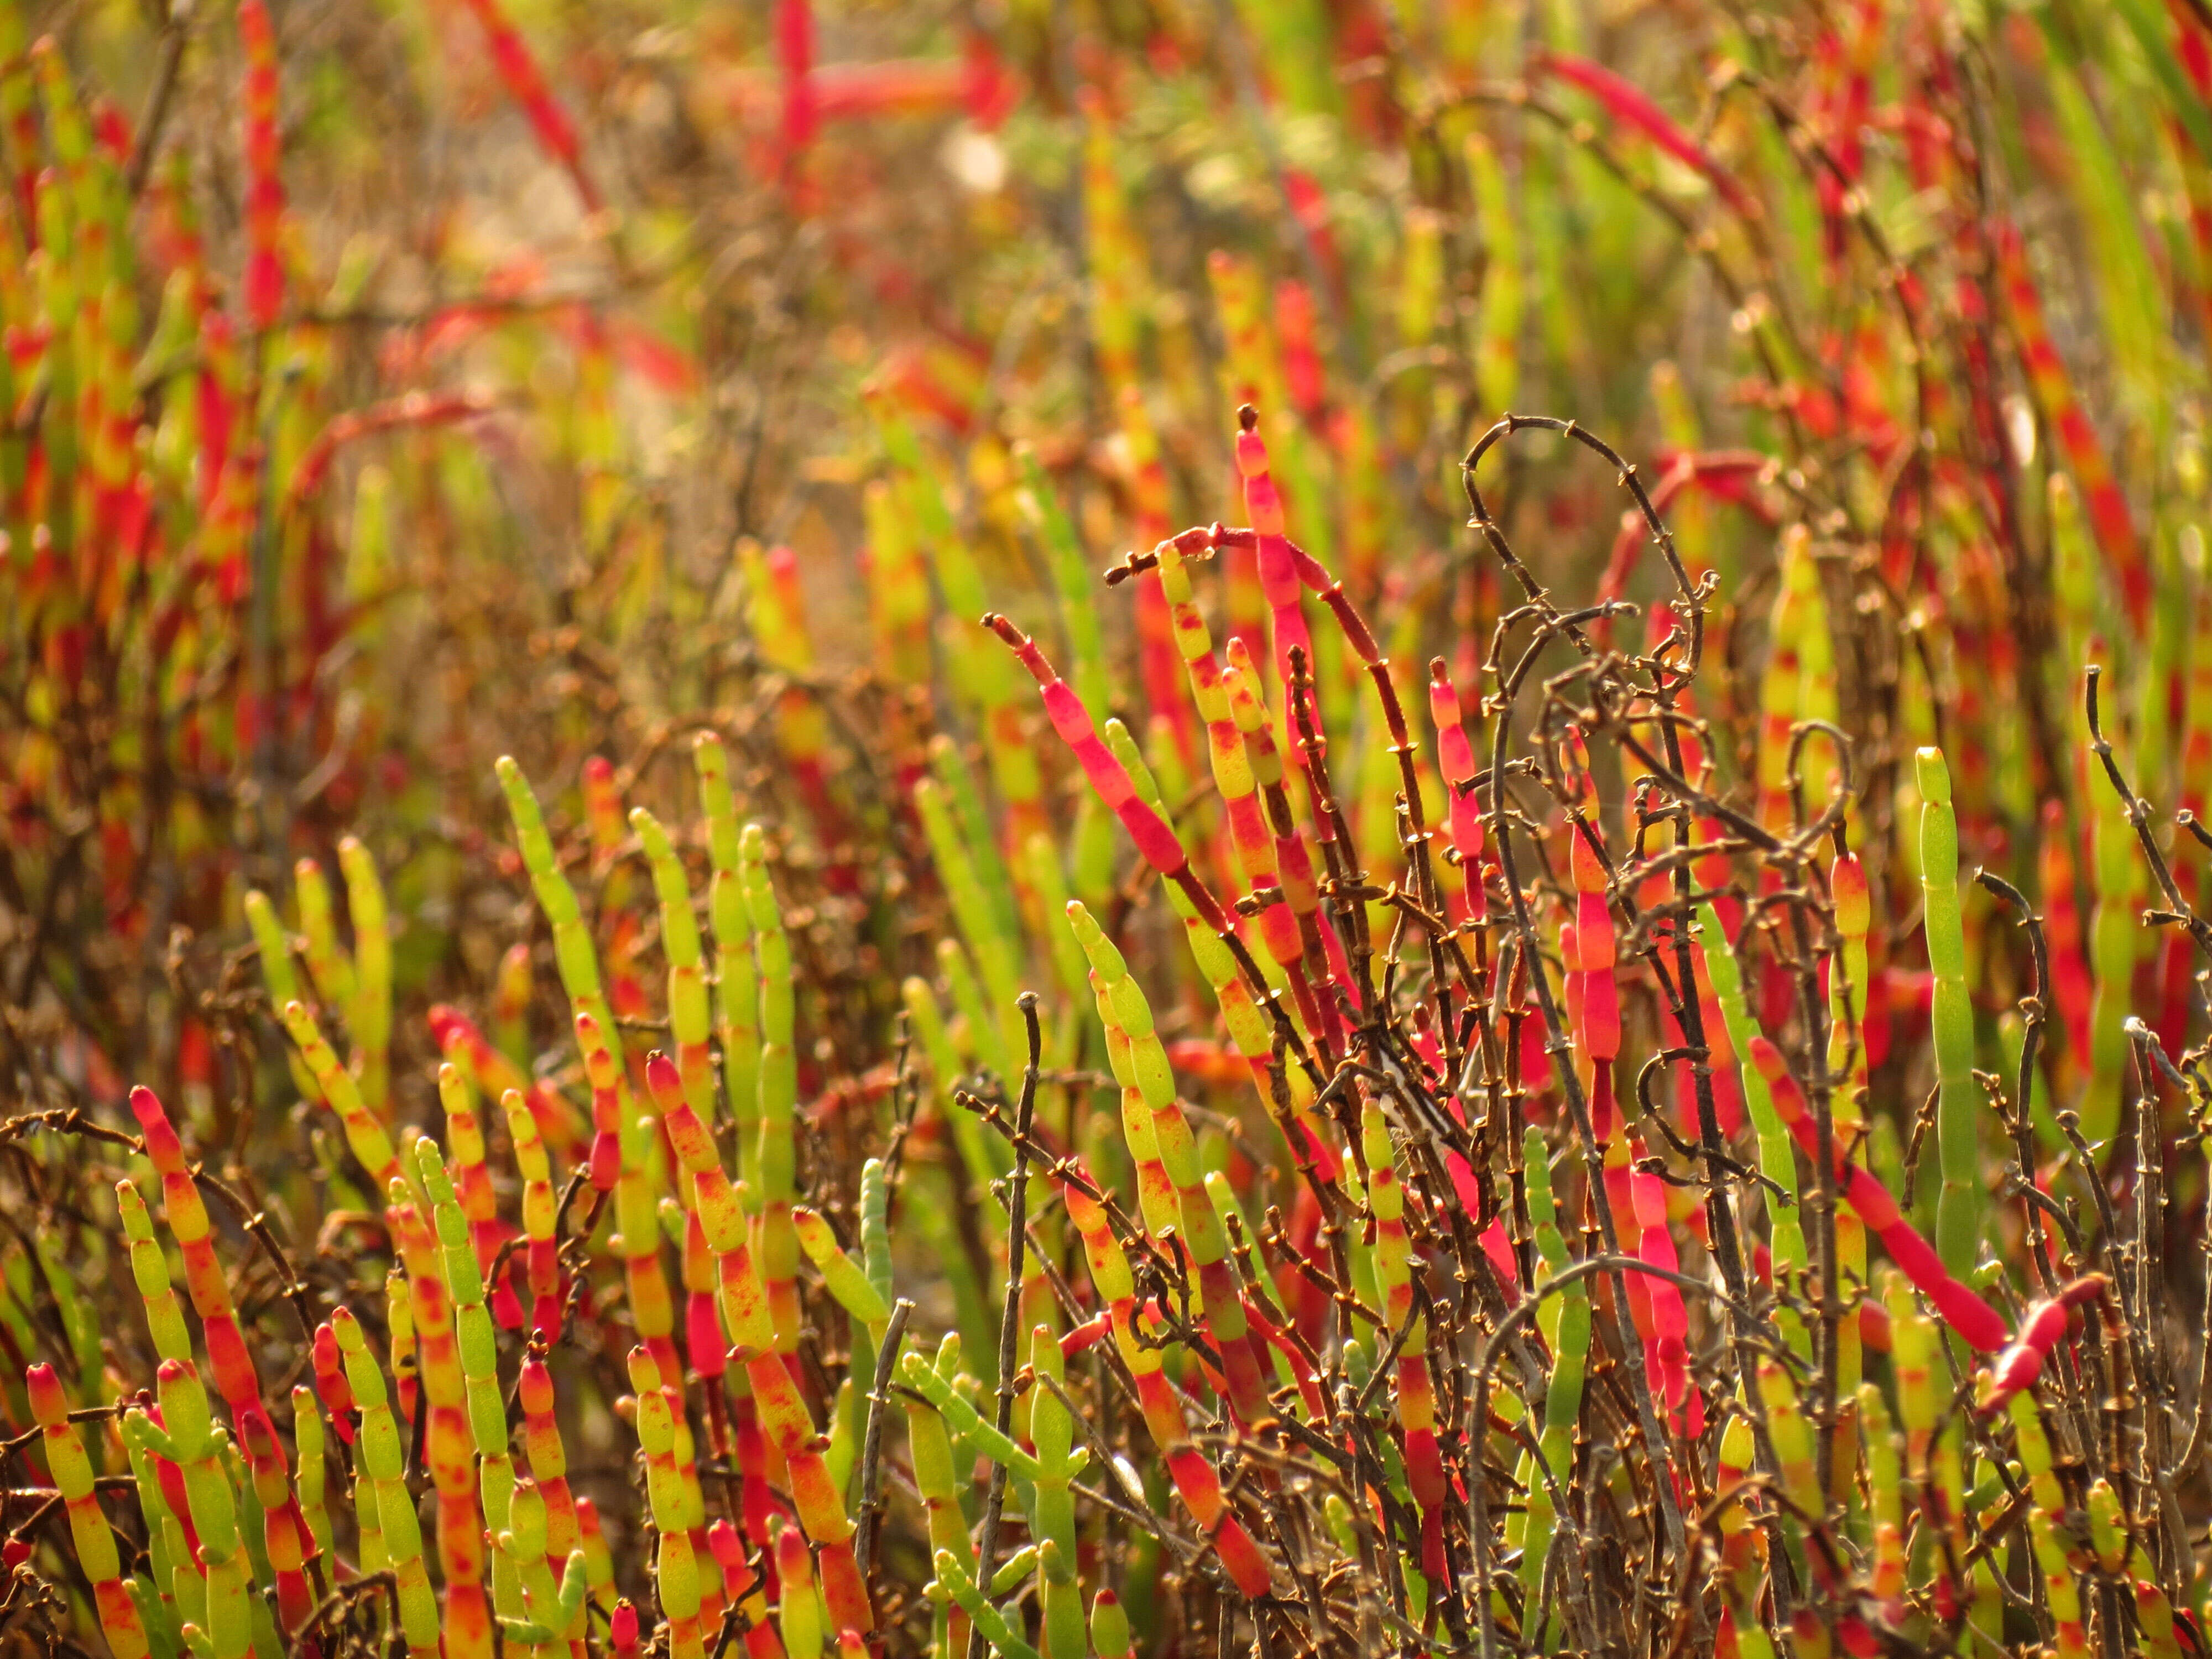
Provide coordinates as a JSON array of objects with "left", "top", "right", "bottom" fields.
[{"left": 1, "top": 0, "right": 2209, "bottom": 1655}]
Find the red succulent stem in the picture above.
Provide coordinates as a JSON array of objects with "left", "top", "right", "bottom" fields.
[
  {"left": 1745, "top": 1038, "right": 2007, "bottom": 1352},
  {"left": 1530, "top": 49, "right": 1762, "bottom": 220},
  {"left": 238, "top": 0, "right": 285, "bottom": 330},
  {"left": 986, "top": 612, "right": 1230, "bottom": 932},
  {"left": 1977, "top": 1276, "right": 2109, "bottom": 1412},
  {"left": 458, "top": 0, "right": 602, "bottom": 215}
]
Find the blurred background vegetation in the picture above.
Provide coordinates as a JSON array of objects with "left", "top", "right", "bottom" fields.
[{"left": 3, "top": 0, "right": 2209, "bottom": 1646}]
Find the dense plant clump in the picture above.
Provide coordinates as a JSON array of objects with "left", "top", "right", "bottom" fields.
[{"left": 6, "top": 0, "right": 2212, "bottom": 1656}]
